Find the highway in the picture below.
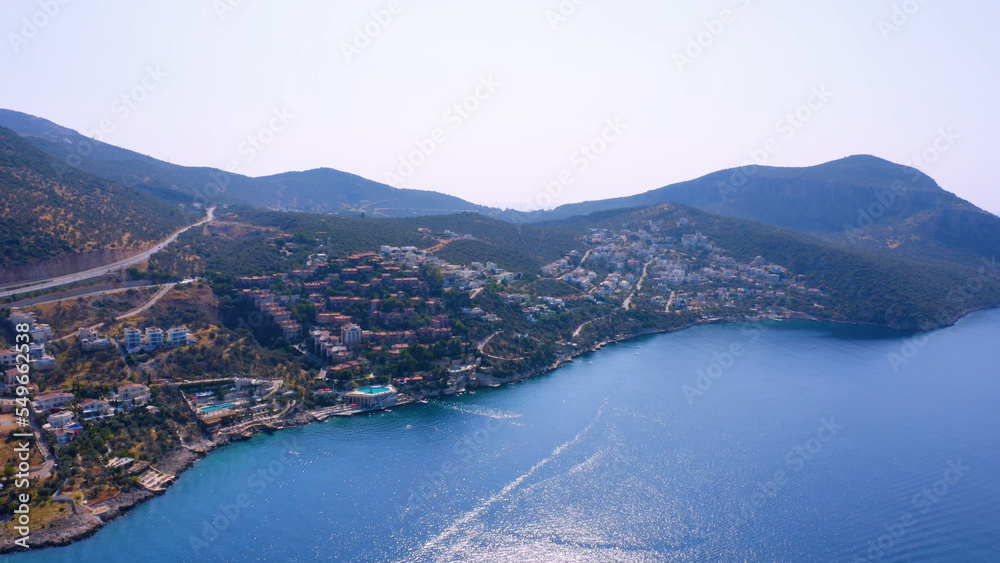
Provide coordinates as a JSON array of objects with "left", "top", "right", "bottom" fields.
[{"left": 0, "top": 207, "right": 214, "bottom": 300}]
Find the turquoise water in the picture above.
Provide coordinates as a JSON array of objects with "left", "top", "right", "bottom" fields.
[
  {"left": 353, "top": 387, "right": 392, "bottom": 395},
  {"left": 10, "top": 310, "right": 1000, "bottom": 562},
  {"left": 199, "top": 403, "right": 235, "bottom": 412}
]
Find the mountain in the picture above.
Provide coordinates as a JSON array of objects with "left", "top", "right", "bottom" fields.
[
  {"left": 0, "top": 125, "right": 188, "bottom": 277},
  {"left": 0, "top": 109, "right": 501, "bottom": 219},
  {"left": 3, "top": 109, "right": 997, "bottom": 270},
  {"left": 545, "top": 203, "right": 1000, "bottom": 330},
  {"left": 256, "top": 168, "right": 491, "bottom": 216},
  {"left": 530, "top": 156, "right": 1000, "bottom": 267}
]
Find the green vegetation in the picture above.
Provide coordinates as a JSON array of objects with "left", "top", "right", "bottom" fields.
[
  {"left": 3, "top": 110, "right": 1000, "bottom": 549},
  {"left": 150, "top": 207, "right": 577, "bottom": 277},
  {"left": 0, "top": 126, "right": 189, "bottom": 271},
  {"left": 522, "top": 278, "right": 584, "bottom": 298},
  {"left": 0, "top": 109, "right": 500, "bottom": 219},
  {"left": 551, "top": 203, "right": 1000, "bottom": 329},
  {"left": 530, "top": 155, "right": 1000, "bottom": 269}
]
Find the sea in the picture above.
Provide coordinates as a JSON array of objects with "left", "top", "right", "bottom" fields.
[{"left": 10, "top": 310, "right": 1000, "bottom": 562}]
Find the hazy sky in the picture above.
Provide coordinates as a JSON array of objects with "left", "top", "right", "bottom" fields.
[{"left": 2, "top": 0, "right": 998, "bottom": 214}]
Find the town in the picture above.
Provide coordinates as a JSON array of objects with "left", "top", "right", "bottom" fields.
[{"left": 0, "top": 218, "right": 829, "bottom": 537}]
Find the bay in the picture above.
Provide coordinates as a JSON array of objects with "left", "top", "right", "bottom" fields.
[{"left": 12, "top": 310, "right": 1000, "bottom": 562}]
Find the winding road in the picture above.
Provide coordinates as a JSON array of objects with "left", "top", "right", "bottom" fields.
[
  {"left": 116, "top": 283, "right": 176, "bottom": 320},
  {"left": 0, "top": 207, "right": 214, "bottom": 300}
]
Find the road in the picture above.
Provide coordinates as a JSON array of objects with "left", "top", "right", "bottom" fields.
[
  {"left": 116, "top": 283, "right": 176, "bottom": 320},
  {"left": 477, "top": 330, "right": 501, "bottom": 353},
  {"left": 11, "top": 283, "right": 173, "bottom": 342},
  {"left": 0, "top": 207, "right": 214, "bottom": 299},
  {"left": 572, "top": 319, "right": 594, "bottom": 339},
  {"left": 422, "top": 238, "right": 455, "bottom": 254},
  {"left": 4, "top": 281, "right": 154, "bottom": 308},
  {"left": 622, "top": 257, "right": 656, "bottom": 310},
  {"left": 665, "top": 290, "right": 677, "bottom": 312},
  {"left": 26, "top": 414, "right": 57, "bottom": 482},
  {"left": 476, "top": 330, "right": 524, "bottom": 361}
]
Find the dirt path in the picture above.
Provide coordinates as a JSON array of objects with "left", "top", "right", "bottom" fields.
[
  {"left": 622, "top": 258, "right": 656, "bottom": 310},
  {"left": 478, "top": 330, "right": 501, "bottom": 353},
  {"left": 573, "top": 319, "right": 594, "bottom": 339},
  {"left": 422, "top": 238, "right": 454, "bottom": 253},
  {"left": 116, "top": 283, "right": 175, "bottom": 320}
]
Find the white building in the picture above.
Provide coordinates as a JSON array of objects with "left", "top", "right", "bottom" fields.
[
  {"left": 340, "top": 324, "right": 363, "bottom": 345},
  {"left": 116, "top": 383, "right": 151, "bottom": 405},
  {"left": 28, "top": 343, "right": 45, "bottom": 361},
  {"left": 47, "top": 410, "right": 74, "bottom": 429},
  {"left": 167, "top": 327, "right": 189, "bottom": 347},
  {"left": 32, "top": 392, "right": 74, "bottom": 412},
  {"left": 78, "top": 327, "right": 112, "bottom": 351},
  {"left": 30, "top": 324, "right": 52, "bottom": 344},
  {"left": 145, "top": 327, "right": 164, "bottom": 347},
  {"left": 345, "top": 385, "right": 398, "bottom": 410},
  {"left": 78, "top": 399, "right": 112, "bottom": 420},
  {"left": 124, "top": 328, "right": 142, "bottom": 350},
  {"left": 0, "top": 350, "right": 17, "bottom": 368}
]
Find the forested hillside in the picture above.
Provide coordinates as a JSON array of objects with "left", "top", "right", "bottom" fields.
[
  {"left": 150, "top": 208, "right": 578, "bottom": 278},
  {"left": 532, "top": 155, "right": 1000, "bottom": 267},
  {"left": 0, "top": 126, "right": 188, "bottom": 270},
  {"left": 0, "top": 109, "right": 501, "bottom": 219},
  {"left": 549, "top": 204, "right": 1000, "bottom": 329}
]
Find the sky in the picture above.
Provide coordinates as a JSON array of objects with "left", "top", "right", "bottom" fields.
[{"left": 2, "top": 0, "right": 998, "bottom": 214}]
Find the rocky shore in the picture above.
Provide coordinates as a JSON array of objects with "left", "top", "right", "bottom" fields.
[
  {"left": 0, "top": 316, "right": 766, "bottom": 554},
  {"left": 4, "top": 307, "right": 993, "bottom": 554},
  {"left": 0, "top": 447, "right": 203, "bottom": 553}
]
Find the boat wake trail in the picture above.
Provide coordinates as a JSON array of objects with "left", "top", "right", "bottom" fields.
[
  {"left": 413, "top": 397, "right": 611, "bottom": 561},
  {"left": 434, "top": 403, "right": 524, "bottom": 425}
]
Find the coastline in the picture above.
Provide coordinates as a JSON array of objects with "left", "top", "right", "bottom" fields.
[{"left": 4, "top": 305, "right": 996, "bottom": 554}]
